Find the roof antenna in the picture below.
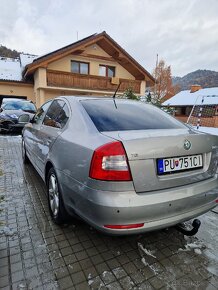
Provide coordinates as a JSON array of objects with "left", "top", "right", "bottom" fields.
[
  {"left": 113, "top": 82, "right": 121, "bottom": 99},
  {"left": 112, "top": 82, "right": 121, "bottom": 109}
]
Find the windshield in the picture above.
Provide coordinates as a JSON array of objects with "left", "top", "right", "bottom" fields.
[
  {"left": 81, "top": 99, "right": 185, "bottom": 132},
  {"left": 2, "top": 101, "right": 36, "bottom": 113}
]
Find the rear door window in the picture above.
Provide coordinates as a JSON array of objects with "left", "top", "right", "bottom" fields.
[
  {"left": 34, "top": 101, "right": 52, "bottom": 125},
  {"left": 81, "top": 100, "right": 185, "bottom": 132},
  {"left": 43, "top": 100, "right": 69, "bottom": 129}
]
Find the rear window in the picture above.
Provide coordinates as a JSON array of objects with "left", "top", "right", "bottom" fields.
[{"left": 81, "top": 99, "right": 185, "bottom": 132}]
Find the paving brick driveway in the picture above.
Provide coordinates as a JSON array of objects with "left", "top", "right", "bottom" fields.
[{"left": 0, "top": 135, "right": 218, "bottom": 290}]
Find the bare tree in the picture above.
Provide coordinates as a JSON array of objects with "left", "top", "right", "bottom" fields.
[{"left": 151, "top": 59, "right": 180, "bottom": 103}]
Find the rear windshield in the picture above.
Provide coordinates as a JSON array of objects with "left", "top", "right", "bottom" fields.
[{"left": 81, "top": 99, "right": 185, "bottom": 131}]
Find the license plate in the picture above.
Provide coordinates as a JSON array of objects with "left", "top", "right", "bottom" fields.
[{"left": 157, "top": 154, "right": 203, "bottom": 175}]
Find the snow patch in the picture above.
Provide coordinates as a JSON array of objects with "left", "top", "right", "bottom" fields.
[
  {"left": 17, "top": 282, "right": 27, "bottom": 289},
  {"left": 112, "top": 267, "right": 124, "bottom": 277},
  {"left": 178, "top": 240, "right": 205, "bottom": 254},
  {"left": 37, "top": 243, "right": 47, "bottom": 249},
  {"left": 0, "top": 226, "right": 17, "bottom": 236},
  {"left": 88, "top": 279, "right": 94, "bottom": 286},
  {"left": 163, "top": 87, "right": 218, "bottom": 106},
  {"left": 102, "top": 270, "right": 108, "bottom": 277},
  {"left": 141, "top": 257, "right": 160, "bottom": 276},
  {"left": 87, "top": 276, "right": 104, "bottom": 288},
  {"left": 141, "top": 257, "right": 148, "bottom": 266},
  {"left": 138, "top": 242, "right": 156, "bottom": 258},
  {"left": 0, "top": 57, "right": 21, "bottom": 81},
  {"left": 194, "top": 248, "right": 202, "bottom": 255},
  {"left": 148, "top": 263, "right": 160, "bottom": 275}
]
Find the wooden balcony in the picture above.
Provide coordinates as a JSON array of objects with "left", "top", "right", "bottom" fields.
[{"left": 47, "top": 70, "right": 141, "bottom": 94}]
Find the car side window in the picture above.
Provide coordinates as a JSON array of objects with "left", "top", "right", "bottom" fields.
[
  {"left": 34, "top": 101, "right": 52, "bottom": 125},
  {"left": 58, "top": 104, "right": 70, "bottom": 128},
  {"left": 43, "top": 100, "right": 69, "bottom": 129}
]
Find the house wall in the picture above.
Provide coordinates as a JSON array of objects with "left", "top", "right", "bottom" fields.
[
  {"left": 32, "top": 44, "right": 144, "bottom": 106},
  {"left": 0, "top": 81, "right": 34, "bottom": 103},
  {"left": 48, "top": 44, "right": 135, "bottom": 80},
  {"left": 34, "top": 68, "right": 47, "bottom": 107}
]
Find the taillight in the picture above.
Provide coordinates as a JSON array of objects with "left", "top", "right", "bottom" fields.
[
  {"left": 216, "top": 199, "right": 218, "bottom": 203},
  {"left": 89, "top": 141, "right": 132, "bottom": 181}
]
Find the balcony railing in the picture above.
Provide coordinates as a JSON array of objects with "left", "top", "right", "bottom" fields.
[{"left": 47, "top": 70, "right": 141, "bottom": 93}]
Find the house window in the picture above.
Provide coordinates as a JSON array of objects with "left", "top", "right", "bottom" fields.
[
  {"left": 99, "top": 65, "right": 115, "bottom": 77},
  {"left": 71, "top": 61, "right": 89, "bottom": 74}
]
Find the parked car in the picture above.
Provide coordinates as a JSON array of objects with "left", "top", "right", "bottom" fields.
[
  {"left": 22, "top": 96, "right": 218, "bottom": 235},
  {"left": 0, "top": 98, "right": 36, "bottom": 133}
]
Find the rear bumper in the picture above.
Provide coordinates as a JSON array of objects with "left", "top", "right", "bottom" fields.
[{"left": 59, "top": 172, "right": 218, "bottom": 235}]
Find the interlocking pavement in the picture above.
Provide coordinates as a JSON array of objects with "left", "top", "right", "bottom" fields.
[{"left": 0, "top": 135, "right": 218, "bottom": 290}]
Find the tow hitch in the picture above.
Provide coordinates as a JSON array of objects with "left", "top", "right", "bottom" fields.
[{"left": 176, "top": 219, "right": 201, "bottom": 236}]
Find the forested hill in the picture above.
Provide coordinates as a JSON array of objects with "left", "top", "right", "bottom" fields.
[
  {"left": 0, "top": 45, "right": 20, "bottom": 58},
  {"left": 173, "top": 69, "right": 218, "bottom": 90}
]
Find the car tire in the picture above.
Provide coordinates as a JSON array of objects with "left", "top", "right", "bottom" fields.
[
  {"left": 47, "top": 168, "right": 70, "bottom": 224},
  {"left": 22, "top": 139, "right": 30, "bottom": 164}
]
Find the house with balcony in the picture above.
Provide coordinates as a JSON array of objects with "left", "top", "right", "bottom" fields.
[{"left": 0, "top": 31, "right": 155, "bottom": 107}]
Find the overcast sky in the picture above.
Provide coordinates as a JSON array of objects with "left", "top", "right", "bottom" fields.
[{"left": 0, "top": 0, "right": 218, "bottom": 76}]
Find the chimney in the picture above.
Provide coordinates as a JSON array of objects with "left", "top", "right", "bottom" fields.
[{"left": 190, "top": 84, "right": 202, "bottom": 93}]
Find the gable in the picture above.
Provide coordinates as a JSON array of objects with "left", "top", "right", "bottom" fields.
[
  {"left": 84, "top": 44, "right": 110, "bottom": 57},
  {"left": 47, "top": 43, "right": 135, "bottom": 80},
  {"left": 24, "top": 32, "right": 155, "bottom": 83}
]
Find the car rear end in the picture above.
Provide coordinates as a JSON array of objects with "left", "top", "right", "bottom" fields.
[{"left": 64, "top": 98, "right": 218, "bottom": 235}]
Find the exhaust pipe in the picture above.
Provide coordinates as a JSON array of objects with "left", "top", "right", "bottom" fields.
[{"left": 176, "top": 219, "right": 201, "bottom": 236}]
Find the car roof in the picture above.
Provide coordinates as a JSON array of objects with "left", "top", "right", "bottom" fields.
[
  {"left": 59, "top": 95, "right": 111, "bottom": 101},
  {"left": 2, "top": 98, "right": 32, "bottom": 103},
  {"left": 57, "top": 95, "right": 136, "bottom": 103}
]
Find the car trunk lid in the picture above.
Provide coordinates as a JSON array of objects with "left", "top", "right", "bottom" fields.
[{"left": 101, "top": 128, "right": 218, "bottom": 193}]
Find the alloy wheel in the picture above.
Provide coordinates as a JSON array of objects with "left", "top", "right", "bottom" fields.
[{"left": 48, "top": 174, "right": 60, "bottom": 217}]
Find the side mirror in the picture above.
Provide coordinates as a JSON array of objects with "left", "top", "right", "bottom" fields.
[
  {"left": 18, "top": 114, "right": 31, "bottom": 124},
  {"left": 0, "top": 108, "right": 3, "bottom": 113}
]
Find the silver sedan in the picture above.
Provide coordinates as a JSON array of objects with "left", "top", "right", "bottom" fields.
[{"left": 22, "top": 96, "right": 218, "bottom": 235}]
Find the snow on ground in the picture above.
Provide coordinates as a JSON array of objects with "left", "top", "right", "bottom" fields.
[
  {"left": 178, "top": 240, "right": 206, "bottom": 255},
  {"left": 138, "top": 242, "right": 156, "bottom": 258},
  {"left": 0, "top": 226, "right": 17, "bottom": 236}
]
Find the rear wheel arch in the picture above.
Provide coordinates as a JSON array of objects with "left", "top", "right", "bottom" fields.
[
  {"left": 46, "top": 166, "right": 70, "bottom": 224},
  {"left": 45, "top": 161, "right": 54, "bottom": 184}
]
